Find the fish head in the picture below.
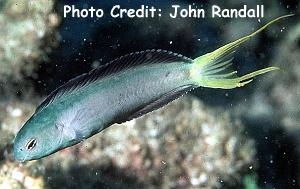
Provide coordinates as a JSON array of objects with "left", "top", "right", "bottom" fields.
[{"left": 13, "top": 111, "right": 62, "bottom": 162}]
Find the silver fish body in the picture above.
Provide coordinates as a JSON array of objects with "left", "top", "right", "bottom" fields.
[
  {"left": 14, "top": 52, "right": 195, "bottom": 161},
  {"left": 55, "top": 62, "right": 193, "bottom": 144}
]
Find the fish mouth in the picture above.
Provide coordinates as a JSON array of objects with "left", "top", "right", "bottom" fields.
[
  {"left": 14, "top": 152, "right": 28, "bottom": 163},
  {"left": 13, "top": 145, "right": 28, "bottom": 162}
]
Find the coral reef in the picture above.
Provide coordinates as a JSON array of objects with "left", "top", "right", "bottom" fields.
[
  {"left": 0, "top": 161, "right": 46, "bottom": 189},
  {"left": 42, "top": 97, "right": 256, "bottom": 189},
  {"left": 0, "top": 0, "right": 59, "bottom": 98}
]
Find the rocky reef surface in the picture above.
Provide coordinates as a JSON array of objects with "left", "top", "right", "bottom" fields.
[{"left": 0, "top": 0, "right": 59, "bottom": 100}]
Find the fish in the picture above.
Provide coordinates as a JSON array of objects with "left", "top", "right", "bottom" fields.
[{"left": 13, "top": 15, "right": 292, "bottom": 162}]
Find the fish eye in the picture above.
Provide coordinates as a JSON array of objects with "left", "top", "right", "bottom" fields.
[{"left": 25, "top": 139, "right": 37, "bottom": 151}]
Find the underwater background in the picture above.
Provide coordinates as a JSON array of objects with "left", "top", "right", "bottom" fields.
[{"left": 0, "top": 0, "right": 299, "bottom": 188}]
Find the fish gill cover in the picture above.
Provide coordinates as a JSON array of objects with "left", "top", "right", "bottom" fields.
[{"left": 0, "top": 0, "right": 299, "bottom": 189}]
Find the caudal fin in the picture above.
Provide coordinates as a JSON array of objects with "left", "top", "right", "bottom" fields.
[{"left": 190, "top": 14, "right": 293, "bottom": 89}]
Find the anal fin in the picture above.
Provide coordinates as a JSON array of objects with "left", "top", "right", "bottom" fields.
[{"left": 116, "top": 84, "right": 196, "bottom": 124}]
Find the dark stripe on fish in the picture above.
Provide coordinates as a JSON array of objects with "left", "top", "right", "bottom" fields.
[{"left": 116, "top": 84, "right": 196, "bottom": 124}]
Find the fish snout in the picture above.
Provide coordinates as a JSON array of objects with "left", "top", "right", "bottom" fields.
[{"left": 13, "top": 142, "right": 27, "bottom": 162}]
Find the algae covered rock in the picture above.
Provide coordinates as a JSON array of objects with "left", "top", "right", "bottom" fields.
[
  {"left": 0, "top": 0, "right": 60, "bottom": 97},
  {"left": 43, "top": 97, "right": 256, "bottom": 189},
  {"left": 0, "top": 161, "right": 46, "bottom": 189}
]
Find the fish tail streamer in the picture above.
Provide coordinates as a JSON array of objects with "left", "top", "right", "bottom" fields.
[{"left": 189, "top": 14, "right": 293, "bottom": 89}]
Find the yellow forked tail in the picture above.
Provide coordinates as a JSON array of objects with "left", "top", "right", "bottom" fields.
[{"left": 190, "top": 14, "right": 293, "bottom": 89}]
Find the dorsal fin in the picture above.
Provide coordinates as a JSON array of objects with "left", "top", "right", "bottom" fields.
[{"left": 35, "top": 49, "right": 192, "bottom": 113}]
